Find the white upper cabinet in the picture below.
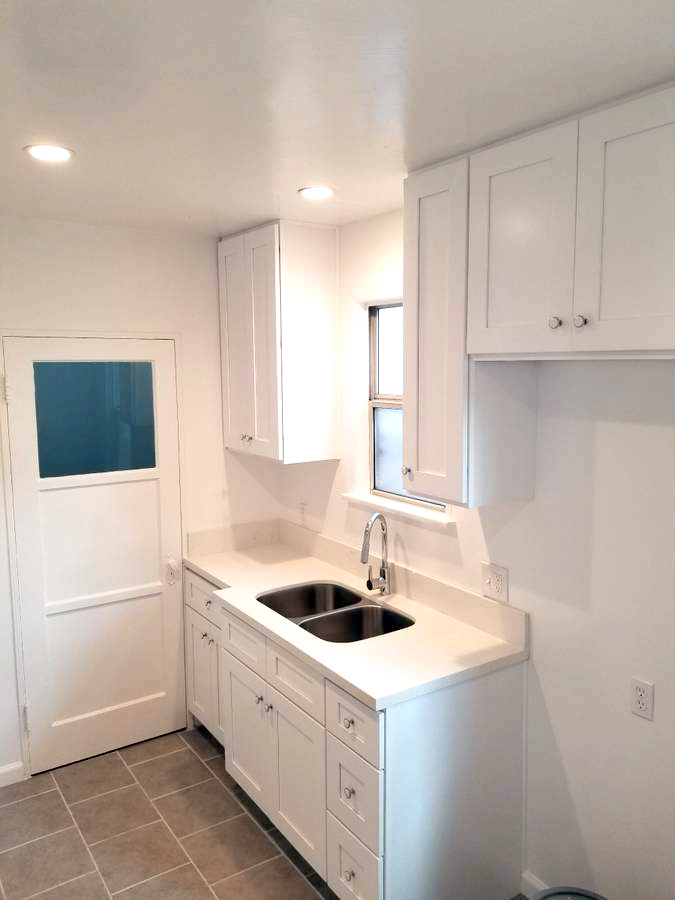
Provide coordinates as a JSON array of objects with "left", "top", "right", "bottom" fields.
[
  {"left": 467, "top": 121, "right": 579, "bottom": 354},
  {"left": 218, "top": 221, "right": 339, "bottom": 463},
  {"left": 403, "top": 159, "right": 470, "bottom": 502},
  {"left": 403, "top": 160, "right": 537, "bottom": 506},
  {"left": 573, "top": 86, "right": 675, "bottom": 350}
]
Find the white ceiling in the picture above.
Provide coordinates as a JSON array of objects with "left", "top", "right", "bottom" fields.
[{"left": 1, "top": 0, "right": 674, "bottom": 236}]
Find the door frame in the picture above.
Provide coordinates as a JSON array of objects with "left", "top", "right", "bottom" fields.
[{"left": 0, "top": 329, "right": 186, "bottom": 782}]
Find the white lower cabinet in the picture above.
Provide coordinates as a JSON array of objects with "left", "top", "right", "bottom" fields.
[{"left": 187, "top": 594, "right": 524, "bottom": 900}]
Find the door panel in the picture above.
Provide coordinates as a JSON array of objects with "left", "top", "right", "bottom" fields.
[
  {"left": 574, "top": 86, "right": 675, "bottom": 350},
  {"left": 268, "top": 685, "right": 326, "bottom": 878},
  {"left": 185, "top": 606, "right": 212, "bottom": 728},
  {"left": 467, "top": 121, "right": 578, "bottom": 353},
  {"left": 244, "top": 224, "right": 282, "bottom": 459},
  {"left": 403, "top": 158, "right": 469, "bottom": 503},
  {"left": 4, "top": 336, "right": 184, "bottom": 772},
  {"left": 221, "top": 650, "right": 273, "bottom": 810}
]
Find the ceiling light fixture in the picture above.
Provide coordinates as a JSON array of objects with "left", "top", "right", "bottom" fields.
[
  {"left": 25, "top": 145, "right": 73, "bottom": 162},
  {"left": 298, "top": 186, "right": 334, "bottom": 200}
]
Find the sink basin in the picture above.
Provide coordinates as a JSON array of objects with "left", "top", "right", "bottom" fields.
[
  {"left": 257, "top": 582, "right": 363, "bottom": 620},
  {"left": 299, "top": 604, "right": 414, "bottom": 643}
]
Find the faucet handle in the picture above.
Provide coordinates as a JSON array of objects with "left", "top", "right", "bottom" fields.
[{"left": 366, "top": 565, "right": 374, "bottom": 591}]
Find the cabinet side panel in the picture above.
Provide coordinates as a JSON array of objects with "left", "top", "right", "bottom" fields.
[
  {"left": 279, "top": 223, "right": 339, "bottom": 464},
  {"left": 384, "top": 664, "right": 524, "bottom": 900}
]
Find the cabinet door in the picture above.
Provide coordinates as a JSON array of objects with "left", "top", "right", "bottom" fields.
[
  {"left": 185, "top": 606, "right": 213, "bottom": 729},
  {"left": 574, "top": 87, "right": 675, "bottom": 351},
  {"left": 218, "top": 234, "right": 254, "bottom": 450},
  {"left": 403, "top": 158, "right": 469, "bottom": 503},
  {"left": 210, "top": 637, "right": 225, "bottom": 746},
  {"left": 243, "top": 224, "right": 283, "bottom": 459},
  {"left": 267, "top": 685, "right": 327, "bottom": 878},
  {"left": 220, "top": 650, "right": 274, "bottom": 811},
  {"left": 467, "top": 121, "right": 578, "bottom": 353}
]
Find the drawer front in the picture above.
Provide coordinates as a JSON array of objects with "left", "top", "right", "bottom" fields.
[
  {"left": 327, "top": 812, "right": 382, "bottom": 900},
  {"left": 266, "top": 640, "right": 325, "bottom": 724},
  {"left": 326, "top": 682, "right": 383, "bottom": 768},
  {"left": 185, "top": 569, "right": 220, "bottom": 625},
  {"left": 327, "top": 734, "right": 382, "bottom": 855},
  {"left": 220, "top": 611, "right": 266, "bottom": 676}
]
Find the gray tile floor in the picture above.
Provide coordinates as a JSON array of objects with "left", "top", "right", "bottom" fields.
[{"left": 0, "top": 728, "right": 328, "bottom": 900}]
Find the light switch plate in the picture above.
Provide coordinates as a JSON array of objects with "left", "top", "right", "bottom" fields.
[{"left": 481, "top": 562, "right": 509, "bottom": 603}]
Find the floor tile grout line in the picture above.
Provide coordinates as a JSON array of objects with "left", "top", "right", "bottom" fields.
[
  {"left": 109, "top": 861, "right": 192, "bottom": 896},
  {"left": 68, "top": 782, "right": 138, "bottom": 807},
  {"left": 210, "top": 851, "right": 283, "bottom": 887},
  {"left": 150, "top": 776, "right": 215, "bottom": 801},
  {"left": 21, "top": 869, "right": 99, "bottom": 900},
  {"left": 125, "top": 746, "right": 192, "bottom": 768},
  {"left": 179, "top": 812, "right": 245, "bottom": 841},
  {"left": 51, "top": 778, "right": 114, "bottom": 900},
  {"left": 0, "top": 787, "right": 58, "bottom": 810},
  {"left": 115, "top": 751, "right": 220, "bottom": 900},
  {"left": 0, "top": 824, "right": 74, "bottom": 855},
  {"left": 87, "top": 818, "right": 163, "bottom": 848}
]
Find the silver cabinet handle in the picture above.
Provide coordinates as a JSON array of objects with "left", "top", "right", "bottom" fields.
[
  {"left": 343, "top": 786, "right": 355, "bottom": 799},
  {"left": 344, "top": 870, "right": 355, "bottom": 883},
  {"left": 208, "top": 638, "right": 214, "bottom": 646},
  {"left": 205, "top": 599, "right": 212, "bottom": 608},
  {"left": 548, "top": 316, "right": 563, "bottom": 329},
  {"left": 240, "top": 433, "right": 246, "bottom": 440},
  {"left": 343, "top": 717, "right": 355, "bottom": 730},
  {"left": 265, "top": 703, "right": 274, "bottom": 712},
  {"left": 573, "top": 314, "right": 588, "bottom": 328},
  {"left": 255, "top": 695, "right": 264, "bottom": 705},
  {"left": 401, "top": 465, "right": 411, "bottom": 475},
  {"left": 246, "top": 435, "right": 253, "bottom": 442},
  {"left": 200, "top": 632, "right": 208, "bottom": 640}
]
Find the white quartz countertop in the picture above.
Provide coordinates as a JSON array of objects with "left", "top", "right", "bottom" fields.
[{"left": 185, "top": 543, "right": 527, "bottom": 710}]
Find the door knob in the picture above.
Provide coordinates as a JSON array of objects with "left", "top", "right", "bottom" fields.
[
  {"left": 573, "top": 314, "right": 588, "bottom": 328},
  {"left": 548, "top": 316, "right": 563, "bottom": 329},
  {"left": 166, "top": 556, "right": 179, "bottom": 585}
]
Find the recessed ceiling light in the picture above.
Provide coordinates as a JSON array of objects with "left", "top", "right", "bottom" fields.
[
  {"left": 25, "top": 145, "right": 73, "bottom": 162},
  {"left": 298, "top": 186, "right": 334, "bottom": 200}
]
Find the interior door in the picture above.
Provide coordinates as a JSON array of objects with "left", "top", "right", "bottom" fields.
[
  {"left": 573, "top": 86, "right": 675, "bottom": 351},
  {"left": 221, "top": 650, "right": 274, "bottom": 809},
  {"left": 3, "top": 336, "right": 184, "bottom": 773},
  {"left": 268, "top": 685, "right": 327, "bottom": 878},
  {"left": 243, "top": 224, "right": 282, "bottom": 460},
  {"left": 466, "top": 121, "right": 578, "bottom": 353}
]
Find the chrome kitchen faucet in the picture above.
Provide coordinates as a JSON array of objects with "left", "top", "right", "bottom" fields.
[{"left": 360, "top": 512, "right": 390, "bottom": 595}]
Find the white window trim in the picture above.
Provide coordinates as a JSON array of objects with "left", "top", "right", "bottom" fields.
[{"left": 342, "top": 490, "right": 455, "bottom": 527}]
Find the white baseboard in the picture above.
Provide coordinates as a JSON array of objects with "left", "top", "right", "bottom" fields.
[
  {"left": 0, "top": 761, "right": 26, "bottom": 788},
  {"left": 521, "top": 869, "right": 549, "bottom": 898}
]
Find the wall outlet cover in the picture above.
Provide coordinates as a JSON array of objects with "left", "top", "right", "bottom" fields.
[
  {"left": 631, "top": 678, "right": 655, "bottom": 720},
  {"left": 481, "top": 562, "right": 509, "bottom": 603}
]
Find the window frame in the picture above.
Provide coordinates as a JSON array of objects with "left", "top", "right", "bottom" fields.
[{"left": 368, "top": 303, "right": 444, "bottom": 511}]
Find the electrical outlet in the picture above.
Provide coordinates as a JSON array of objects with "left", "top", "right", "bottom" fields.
[
  {"left": 631, "top": 678, "right": 655, "bottom": 720},
  {"left": 481, "top": 562, "right": 509, "bottom": 603}
]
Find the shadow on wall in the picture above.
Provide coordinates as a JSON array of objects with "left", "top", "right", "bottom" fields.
[
  {"left": 282, "top": 459, "right": 340, "bottom": 530},
  {"left": 222, "top": 450, "right": 284, "bottom": 523}
]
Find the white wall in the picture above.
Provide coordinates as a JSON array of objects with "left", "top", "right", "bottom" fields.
[
  {"left": 280, "top": 210, "right": 675, "bottom": 900},
  {"left": 0, "top": 216, "right": 282, "bottom": 776}
]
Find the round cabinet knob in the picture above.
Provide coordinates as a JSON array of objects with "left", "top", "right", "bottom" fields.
[
  {"left": 343, "top": 717, "right": 355, "bottom": 730},
  {"left": 246, "top": 435, "right": 253, "bottom": 442},
  {"left": 201, "top": 632, "right": 208, "bottom": 640},
  {"left": 548, "top": 316, "right": 563, "bottom": 330},
  {"left": 573, "top": 314, "right": 589, "bottom": 328},
  {"left": 344, "top": 870, "right": 355, "bottom": 883},
  {"left": 255, "top": 695, "right": 264, "bottom": 705},
  {"left": 208, "top": 638, "right": 214, "bottom": 646},
  {"left": 205, "top": 599, "right": 212, "bottom": 608},
  {"left": 343, "top": 786, "right": 355, "bottom": 800},
  {"left": 401, "top": 465, "right": 411, "bottom": 476},
  {"left": 265, "top": 703, "right": 274, "bottom": 713},
  {"left": 240, "top": 433, "right": 246, "bottom": 441}
]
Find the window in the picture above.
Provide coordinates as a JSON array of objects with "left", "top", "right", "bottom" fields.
[
  {"left": 34, "top": 361, "right": 156, "bottom": 478},
  {"left": 369, "top": 304, "right": 443, "bottom": 508}
]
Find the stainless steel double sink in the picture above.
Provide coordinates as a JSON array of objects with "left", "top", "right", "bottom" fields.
[{"left": 256, "top": 582, "right": 414, "bottom": 643}]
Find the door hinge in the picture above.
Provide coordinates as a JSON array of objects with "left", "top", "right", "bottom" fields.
[{"left": 22, "top": 705, "right": 29, "bottom": 734}]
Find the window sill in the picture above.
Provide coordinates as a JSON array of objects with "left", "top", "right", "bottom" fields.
[{"left": 342, "top": 492, "right": 456, "bottom": 528}]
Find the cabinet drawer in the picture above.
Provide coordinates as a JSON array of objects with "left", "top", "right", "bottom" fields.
[
  {"left": 326, "top": 682, "right": 383, "bottom": 769},
  {"left": 327, "top": 812, "right": 382, "bottom": 900},
  {"left": 220, "top": 611, "right": 266, "bottom": 676},
  {"left": 265, "top": 640, "right": 325, "bottom": 724},
  {"left": 327, "top": 734, "right": 382, "bottom": 855},
  {"left": 185, "top": 569, "right": 220, "bottom": 625}
]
